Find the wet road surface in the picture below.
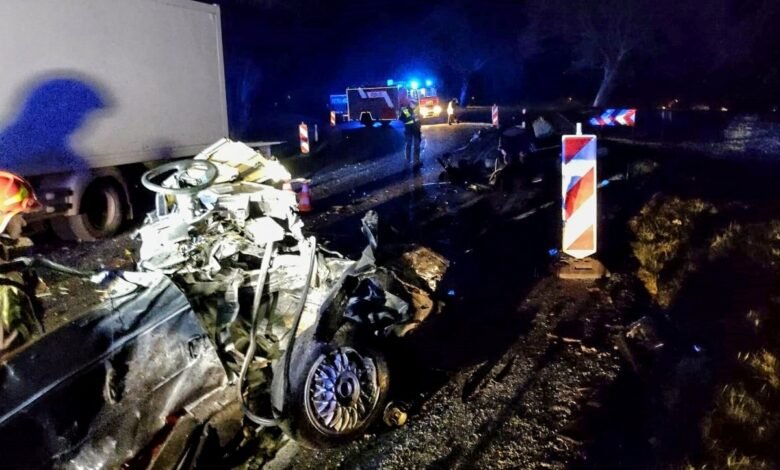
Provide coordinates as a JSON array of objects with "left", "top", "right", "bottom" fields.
[
  {"left": 25, "top": 113, "right": 780, "bottom": 469},
  {"left": 30, "top": 120, "right": 633, "bottom": 469},
  {"left": 266, "top": 122, "right": 631, "bottom": 469}
]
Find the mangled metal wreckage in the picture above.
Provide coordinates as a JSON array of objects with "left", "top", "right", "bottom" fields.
[{"left": 0, "top": 139, "right": 443, "bottom": 468}]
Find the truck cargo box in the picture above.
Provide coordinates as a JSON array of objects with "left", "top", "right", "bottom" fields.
[
  {"left": 0, "top": 0, "right": 229, "bottom": 177},
  {"left": 347, "top": 86, "right": 401, "bottom": 124}
]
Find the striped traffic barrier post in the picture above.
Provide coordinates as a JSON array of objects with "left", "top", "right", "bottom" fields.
[
  {"left": 330, "top": 111, "right": 336, "bottom": 127},
  {"left": 558, "top": 123, "right": 606, "bottom": 279},
  {"left": 299, "top": 122, "right": 310, "bottom": 154},
  {"left": 562, "top": 124, "right": 597, "bottom": 259},
  {"left": 491, "top": 104, "right": 499, "bottom": 127}
]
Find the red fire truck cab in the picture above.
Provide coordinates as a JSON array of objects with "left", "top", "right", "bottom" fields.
[{"left": 346, "top": 81, "right": 442, "bottom": 126}]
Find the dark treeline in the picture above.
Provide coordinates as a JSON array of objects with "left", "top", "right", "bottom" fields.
[{"left": 205, "top": 0, "right": 780, "bottom": 129}]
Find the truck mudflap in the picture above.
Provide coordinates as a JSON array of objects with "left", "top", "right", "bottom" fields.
[{"left": 0, "top": 271, "right": 228, "bottom": 469}]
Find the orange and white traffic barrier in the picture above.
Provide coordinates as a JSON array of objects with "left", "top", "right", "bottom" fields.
[
  {"left": 330, "top": 111, "right": 336, "bottom": 127},
  {"left": 299, "top": 122, "right": 310, "bottom": 154},
  {"left": 561, "top": 126, "right": 597, "bottom": 259},
  {"left": 491, "top": 104, "right": 499, "bottom": 127},
  {"left": 297, "top": 181, "right": 312, "bottom": 212}
]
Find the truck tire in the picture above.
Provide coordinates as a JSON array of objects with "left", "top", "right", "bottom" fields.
[{"left": 51, "top": 181, "right": 124, "bottom": 241}]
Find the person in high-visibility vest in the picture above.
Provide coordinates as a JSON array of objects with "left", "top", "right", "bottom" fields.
[
  {"left": 399, "top": 100, "right": 422, "bottom": 169},
  {"left": 447, "top": 99, "right": 458, "bottom": 125},
  {"left": 0, "top": 171, "right": 42, "bottom": 357},
  {"left": 0, "top": 269, "right": 41, "bottom": 357}
]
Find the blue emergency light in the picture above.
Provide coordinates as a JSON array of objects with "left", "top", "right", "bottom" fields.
[
  {"left": 410, "top": 80, "right": 419, "bottom": 90},
  {"left": 425, "top": 79, "right": 433, "bottom": 87},
  {"left": 387, "top": 79, "right": 394, "bottom": 86}
]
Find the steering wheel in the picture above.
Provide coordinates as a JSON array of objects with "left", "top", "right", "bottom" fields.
[{"left": 141, "top": 160, "right": 218, "bottom": 196}]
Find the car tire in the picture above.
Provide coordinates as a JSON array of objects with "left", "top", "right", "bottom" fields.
[
  {"left": 278, "top": 326, "right": 390, "bottom": 449},
  {"left": 51, "top": 181, "right": 124, "bottom": 241}
]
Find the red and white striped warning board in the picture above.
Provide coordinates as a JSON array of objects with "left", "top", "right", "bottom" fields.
[
  {"left": 299, "top": 122, "right": 310, "bottom": 154},
  {"left": 561, "top": 134, "right": 597, "bottom": 258},
  {"left": 330, "top": 111, "right": 336, "bottom": 127},
  {"left": 491, "top": 104, "right": 499, "bottom": 127},
  {"left": 589, "top": 109, "right": 636, "bottom": 127}
]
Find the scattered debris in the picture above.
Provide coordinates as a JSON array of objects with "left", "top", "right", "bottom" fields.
[
  {"left": 1, "top": 137, "right": 451, "bottom": 466},
  {"left": 383, "top": 402, "right": 409, "bottom": 427},
  {"left": 131, "top": 139, "right": 435, "bottom": 450},
  {"left": 399, "top": 246, "right": 450, "bottom": 292}
]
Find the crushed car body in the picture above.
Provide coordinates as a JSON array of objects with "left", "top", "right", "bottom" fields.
[
  {"left": 0, "top": 270, "right": 228, "bottom": 469},
  {"left": 0, "top": 138, "right": 449, "bottom": 467}
]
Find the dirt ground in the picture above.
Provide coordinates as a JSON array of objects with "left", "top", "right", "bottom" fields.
[{"left": 14, "top": 117, "right": 780, "bottom": 469}]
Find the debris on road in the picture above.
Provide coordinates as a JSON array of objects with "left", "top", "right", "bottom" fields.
[
  {"left": 437, "top": 116, "right": 563, "bottom": 191},
  {"left": 130, "top": 138, "right": 446, "bottom": 452},
  {"left": 1, "top": 137, "right": 458, "bottom": 467},
  {"left": 383, "top": 402, "right": 409, "bottom": 427},
  {"left": 398, "top": 246, "right": 450, "bottom": 292}
]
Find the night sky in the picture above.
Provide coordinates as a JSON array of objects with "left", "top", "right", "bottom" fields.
[{"left": 203, "top": 0, "right": 780, "bottom": 134}]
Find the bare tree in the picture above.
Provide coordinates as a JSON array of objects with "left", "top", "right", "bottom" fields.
[
  {"left": 419, "top": 7, "right": 498, "bottom": 104},
  {"left": 521, "top": 0, "right": 655, "bottom": 106},
  {"left": 521, "top": 0, "right": 773, "bottom": 106},
  {"left": 577, "top": 0, "right": 653, "bottom": 106},
  {"left": 665, "top": 0, "right": 771, "bottom": 75}
]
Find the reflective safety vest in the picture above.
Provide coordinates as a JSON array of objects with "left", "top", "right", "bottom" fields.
[
  {"left": 400, "top": 106, "right": 416, "bottom": 125},
  {"left": 0, "top": 271, "right": 40, "bottom": 355}
]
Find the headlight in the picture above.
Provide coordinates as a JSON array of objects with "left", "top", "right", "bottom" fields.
[{"left": 433, "top": 105, "right": 442, "bottom": 114}]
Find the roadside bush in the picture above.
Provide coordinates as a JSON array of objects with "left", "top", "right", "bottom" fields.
[
  {"left": 629, "top": 192, "right": 780, "bottom": 467},
  {"left": 628, "top": 195, "right": 716, "bottom": 307}
]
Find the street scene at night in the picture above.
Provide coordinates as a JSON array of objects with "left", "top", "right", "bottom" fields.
[{"left": 1, "top": 1, "right": 780, "bottom": 469}]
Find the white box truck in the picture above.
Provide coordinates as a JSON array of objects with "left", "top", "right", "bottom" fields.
[{"left": 0, "top": 0, "right": 229, "bottom": 240}]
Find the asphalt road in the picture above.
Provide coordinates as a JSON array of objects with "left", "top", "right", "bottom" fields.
[
  {"left": 264, "top": 121, "right": 630, "bottom": 469},
  {"left": 300, "top": 122, "right": 489, "bottom": 233},
  {"left": 24, "top": 114, "right": 780, "bottom": 469},
  {"left": 28, "top": 121, "right": 632, "bottom": 469}
]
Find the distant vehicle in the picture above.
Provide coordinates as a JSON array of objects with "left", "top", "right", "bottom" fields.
[
  {"left": 346, "top": 85, "right": 402, "bottom": 126},
  {"left": 407, "top": 83, "right": 443, "bottom": 119},
  {"left": 0, "top": 0, "right": 229, "bottom": 241},
  {"left": 329, "top": 94, "right": 348, "bottom": 119},
  {"left": 345, "top": 80, "right": 442, "bottom": 126}
]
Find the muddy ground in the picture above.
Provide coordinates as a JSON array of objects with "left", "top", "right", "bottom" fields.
[{"left": 17, "top": 118, "right": 780, "bottom": 469}]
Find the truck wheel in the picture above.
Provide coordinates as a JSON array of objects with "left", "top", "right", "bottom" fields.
[
  {"left": 52, "top": 182, "right": 124, "bottom": 241},
  {"left": 278, "top": 327, "right": 390, "bottom": 449}
]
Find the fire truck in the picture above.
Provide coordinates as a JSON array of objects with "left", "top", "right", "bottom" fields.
[{"left": 345, "top": 80, "right": 442, "bottom": 126}]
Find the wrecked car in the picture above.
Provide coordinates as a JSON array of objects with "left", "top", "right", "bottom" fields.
[
  {"left": 438, "top": 113, "right": 564, "bottom": 189},
  {"left": 0, "top": 139, "right": 448, "bottom": 467}
]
